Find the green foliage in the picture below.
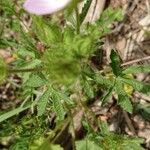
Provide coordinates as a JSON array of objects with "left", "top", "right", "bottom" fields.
[
  {"left": 101, "top": 85, "right": 114, "bottom": 105},
  {"left": 115, "top": 80, "right": 133, "bottom": 113},
  {"left": 25, "top": 73, "right": 46, "bottom": 88},
  {"left": 134, "top": 103, "right": 150, "bottom": 121},
  {"left": 81, "top": 76, "right": 95, "bottom": 99},
  {"left": 0, "top": 102, "right": 36, "bottom": 123},
  {"left": 76, "top": 139, "right": 102, "bottom": 150},
  {"left": 29, "top": 137, "right": 63, "bottom": 150},
  {"left": 42, "top": 25, "right": 95, "bottom": 85},
  {"left": 10, "top": 138, "right": 29, "bottom": 150},
  {"left": 110, "top": 50, "right": 122, "bottom": 76},
  {"left": 32, "top": 16, "right": 62, "bottom": 46},
  {"left": 37, "top": 87, "right": 51, "bottom": 116},
  {"left": 43, "top": 45, "right": 81, "bottom": 85},
  {"left": 97, "top": 7, "right": 123, "bottom": 34},
  {"left": 50, "top": 88, "right": 66, "bottom": 121},
  {"left": 0, "top": 56, "right": 7, "bottom": 83},
  {"left": 123, "top": 64, "right": 150, "bottom": 74},
  {"left": 120, "top": 77, "right": 150, "bottom": 95},
  {"left": 82, "top": 121, "right": 144, "bottom": 150},
  {"left": 100, "top": 133, "right": 144, "bottom": 150},
  {"left": 0, "top": 2, "right": 149, "bottom": 150}
]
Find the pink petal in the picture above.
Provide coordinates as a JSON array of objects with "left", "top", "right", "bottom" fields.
[{"left": 23, "top": 0, "right": 71, "bottom": 15}]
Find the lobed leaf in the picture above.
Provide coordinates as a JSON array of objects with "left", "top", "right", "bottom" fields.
[
  {"left": 94, "top": 73, "right": 113, "bottom": 87},
  {"left": 123, "top": 64, "right": 150, "bottom": 74},
  {"left": 115, "top": 80, "right": 133, "bottom": 113},
  {"left": 76, "top": 139, "right": 102, "bottom": 150},
  {"left": 37, "top": 87, "right": 52, "bottom": 116},
  {"left": 25, "top": 73, "right": 46, "bottom": 88},
  {"left": 32, "top": 16, "right": 62, "bottom": 46},
  {"left": 51, "top": 89, "right": 66, "bottom": 121},
  {"left": 120, "top": 77, "right": 150, "bottom": 95},
  {"left": 110, "top": 50, "right": 122, "bottom": 77}
]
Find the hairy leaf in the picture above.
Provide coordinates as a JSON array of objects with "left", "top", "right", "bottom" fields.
[
  {"left": 76, "top": 139, "right": 101, "bottom": 150},
  {"left": 51, "top": 89, "right": 65, "bottom": 121},
  {"left": 32, "top": 16, "right": 62, "bottom": 45},
  {"left": 101, "top": 133, "right": 143, "bottom": 150},
  {"left": 43, "top": 46, "right": 81, "bottom": 85},
  {"left": 10, "top": 138, "right": 29, "bottom": 150},
  {"left": 25, "top": 73, "right": 46, "bottom": 88},
  {"left": 98, "top": 7, "right": 123, "bottom": 34},
  {"left": 115, "top": 80, "right": 133, "bottom": 113},
  {"left": 37, "top": 139, "right": 63, "bottom": 150},
  {"left": 123, "top": 64, "right": 150, "bottom": 74},
  {"left": 82, "top": 78, "right": 95, "bottom": 99},
  {"left": 120, "top": 77, "right": 150, "bottom": 95},
  {"left": 94, "top": 72, "right": 113, "bottom": 87},
  {"left": 37, "top": 87, "right": 52, "bottom": 116}
]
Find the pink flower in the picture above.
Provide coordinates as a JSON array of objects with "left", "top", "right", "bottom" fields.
[{"left": 23, "top": 0, "right": 71, "bottom": 15}]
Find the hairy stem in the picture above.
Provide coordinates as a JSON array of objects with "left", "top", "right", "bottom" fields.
[
  {"left": 75, "top": 6, "right": 80, "bottom": 34},
  {"left": 8, "top": 67, "right": 44, "bottom": 73}
]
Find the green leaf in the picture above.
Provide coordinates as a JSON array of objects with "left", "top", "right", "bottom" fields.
[
  {"left": 120, "top": 77, "right": 150, "bottom": 95},
  {"left": 123, "top": 64, "right": 150, "bottom": 74},
  {"left": 43, "top": 46, "right": 81, "bottom": 85},
  {"left": 10, "top": 138, "right": 29, "bottom": 150},
  {"left": 74, "top": 35, "right": 92, "bottom": 58},
  {"left": 94, "top": 73, "right": 112, "bottom": 87},
  {"left": 32, "top": 16, "right": 62, "bottom": 45},
  {"left": 101, "top": 133, "right": 144, "bottom": 150},
  {"left": 81, "top": 76, "right": 95, "bottom": 99},
  {"left": 63, "top": 26, "right": 75, "bottom": 45},
  {"left": 0, "top": 56, "right": 7, "bottom": 83},
  {"left": 25, "top": 73, "right": 46, "bottom": 88},
  {"left": 51, "top": 89, "right": 65, "bottom": 121},
  {"left": 37, "top": 139, "right": 63, "bottom": 150},
  {"left": 98, "top": 7, "right": 123, "bottom": 34},
  {"left": 121, "top": 137, "right": 144, "bottom": 150},
  {"left": 101, "top": 85, "right": 114, "bottom": 105},
  {"left": 110, "top": 50, "right": 122, "bottom": 76},
  {"left": 76, "top": 139, "right": 102, "bottom": 150},
  {"left": 115, "top": 80, "right": 133, "bottom": 113},
  {"left": 134, "top": 103, "right": 150, "bottom": 121},
  {"left": 0, "top": 103, "right": 36, "bottom": 123},
  {"left": 118, "top": 94, "right": 133, "bottom": 113},
  {"left": 79, "top": 0, "right": 92, "bottom": 24},
  {"left": 37, "top": 87, "right": 51, "bottom": 116},
  {"left": 99, "top": 121, "right": 110, "bottom": 135}
]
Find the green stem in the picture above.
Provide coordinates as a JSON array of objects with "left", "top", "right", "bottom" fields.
[
  {"left": 8, "top": 67, "right": 44, "bottom": 73},
  {"left": 64, "top": 102, "right": 76, "bottom": 150},
  {"left": 75, "top": 6, "right": 80, "bottom": 34}
]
